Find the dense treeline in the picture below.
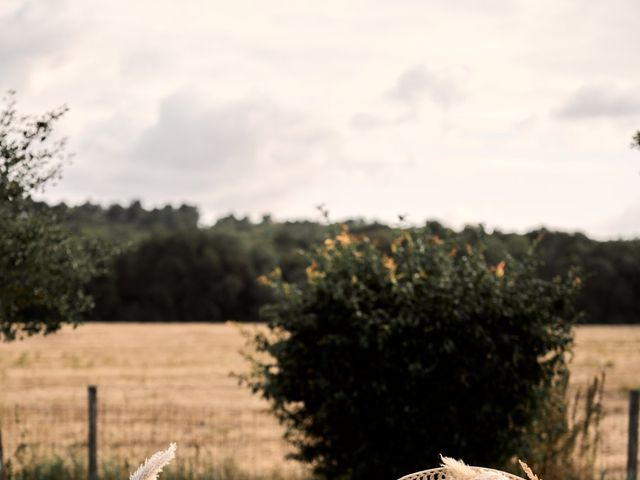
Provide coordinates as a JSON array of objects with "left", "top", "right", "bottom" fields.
[
  {"left": 30, "top": 199, "right": 199, "bottom": 239},
  {"left": 41, "top": 200, "right": 640, "bottom": 324}
]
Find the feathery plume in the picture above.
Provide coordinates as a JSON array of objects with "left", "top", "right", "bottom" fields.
[
  {"left": 441, "top": 456, "right": 478, "bottom": 480},
  {"left": 440, "top": 456, "right": 509, "bottom": 480},
  {"left": 130, "top": 443, "right": 177, "bottom": 480},
  {"left": 518, "top": 460, "right": 541, "bottom": 480}
]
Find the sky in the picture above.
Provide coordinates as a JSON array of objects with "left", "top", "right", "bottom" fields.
[{"left": 2, "top": 0, "right": 640, "bottom": 238}]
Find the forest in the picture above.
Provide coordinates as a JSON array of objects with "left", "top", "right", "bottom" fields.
[{"left": 32, "top": 199, "right": 639, "bottom": 325}]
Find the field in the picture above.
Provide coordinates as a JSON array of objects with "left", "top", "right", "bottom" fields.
[
  {"left": 571, "top": 325, "right": 640, "bottom": 476},
  {"left": 0, "top": 323, "right": 638, "bottom": 478}
]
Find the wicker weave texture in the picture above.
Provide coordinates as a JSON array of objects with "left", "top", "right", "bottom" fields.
[{"left": 398, "top": 466, "right": 525, "bottom": 480}]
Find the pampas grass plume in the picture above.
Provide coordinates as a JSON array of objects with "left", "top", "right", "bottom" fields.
[
  {"left": 518, "top": 460, "right": 541, "bottom": 480},
  {"left": 440, "top": 455, "right": 509, "bottom": 480},
  {"left": 441, "top": 455, "right": 478, "bottom": 480},
  {"left": 130, "top": 443, "right": 177, "bottom": 480}
]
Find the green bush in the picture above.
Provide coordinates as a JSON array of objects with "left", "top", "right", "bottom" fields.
[{"left": 245, "top": 227, "right": 580, "bottom": 480}]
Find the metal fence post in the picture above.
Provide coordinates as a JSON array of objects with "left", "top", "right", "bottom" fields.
[
  {"left": 628, "top": 389, "right": 640, "bottom": 480},
  {"left": 88, "top": 385, "right": 98, "bottom": 480}
]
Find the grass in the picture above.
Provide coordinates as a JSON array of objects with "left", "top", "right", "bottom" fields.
[
  {"left": 0, "top": 451, "right": 303, "bottom": 480},
  {"left": 571, "top": 325, "right": 640, "bottom": 478},
  {"left": 0, "top": 323, "right": 639, "bottom": 478},
  {"left": 523, "top": 371, "right": 605, "bottom": 480}
]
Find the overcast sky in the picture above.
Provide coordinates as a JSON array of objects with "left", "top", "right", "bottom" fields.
[{"left": 2, "top": 0, "right": 640, "bottom": 238}]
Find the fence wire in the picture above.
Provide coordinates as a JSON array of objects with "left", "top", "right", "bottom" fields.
[
  {"left": 0, "top": 388, "right": 305, "bottom": 477},
  {"left": 0, "top": 386, "right": 636, "bottom": 479}
]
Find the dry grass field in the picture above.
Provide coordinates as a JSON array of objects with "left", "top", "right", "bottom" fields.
[
  {"left": 571, "top": 325, "right": 640, "bottom": 477},
  {"left": 0, "top": 323, "right": 301, "bottom": 477},
  {"left": 0, "top": 323, "right": 638, "bottom": 477}
]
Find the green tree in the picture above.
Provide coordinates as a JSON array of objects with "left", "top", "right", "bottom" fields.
[
  {"left": 92, "top": 230, "right": 272, "bottom": 321},
  {"left": 0, "top": 92, "right": 107, "bottom": 340},
  {"left": 245, "top": 228, "right": 580, "bottom": 480}
]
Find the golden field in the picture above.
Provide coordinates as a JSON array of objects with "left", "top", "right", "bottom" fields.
[{"left": 0, "top": 323, "right": 638, "bottom": 477}]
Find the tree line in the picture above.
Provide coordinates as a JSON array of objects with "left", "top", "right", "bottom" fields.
[{"left": 37, "top": 200, "right": 640, "bottom": 324}]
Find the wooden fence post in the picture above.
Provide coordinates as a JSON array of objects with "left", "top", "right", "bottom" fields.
[
  {"left": 628, "top": 389, "right": 640, "bottom": 480},
  {"left": 88, "top": 385, "right": 98, "bottom": 480},
  {"left": 0, "top": 427, "right": 5, "bottom": 480}
]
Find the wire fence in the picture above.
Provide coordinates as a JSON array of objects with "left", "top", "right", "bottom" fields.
[
  {"left": 0, "top": 387, "right": 306, "bottom": 478},
  {"left": 0, "top": 386, "right": 638, "bottom": 480},
  {"left": 595, "top": 389, "right": 640, "bottom": 480}
]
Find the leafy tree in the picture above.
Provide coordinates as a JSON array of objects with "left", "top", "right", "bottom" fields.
[
  {"left": 632, "top": 130, "right": 640, "bottom": 150},
  {"left": 0, "top": 92, "right": 107, "bottom": 340},
  {"left": 245, "top": 228, "right": 580, "bottom": 480},
  {"left": 91, "top": 230, "right": 273, "bottom": 321}
]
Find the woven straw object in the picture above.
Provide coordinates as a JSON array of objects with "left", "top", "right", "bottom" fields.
[{"left": 398, "top": 466, "right": 525, "bottom": 480}]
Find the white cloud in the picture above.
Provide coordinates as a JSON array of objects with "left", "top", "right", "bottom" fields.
[
  {"left": 122, "top": 91, "right": 344, "bottom": 215},
  {"left": 6, "top": 0, "right": 639, "bottom": 237},
  {"left": 387, "top": 65, "right": 464, "bottom": 110},
  {"left": 557, "top": 84, "right": 640, "bottom": 119},
  {"left": 351, "top": 64, "right": 466, "bottom": 131},
  {"left": 593, "top": 197, "right": 640, "bottom": 240},
  {"left": 135, "top": 91, "right": 340, "bottom": 170},
  {"left": 0, "top": 0, "right": 75, "bottom": 88}
]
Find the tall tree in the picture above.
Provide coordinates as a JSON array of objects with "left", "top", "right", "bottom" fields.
[{"left": 0, "top": 92, "right": 107, "bottom": 340}]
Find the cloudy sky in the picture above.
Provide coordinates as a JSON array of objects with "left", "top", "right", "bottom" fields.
[{"left": 2, "top": 0, "right": 640, "bottom": 237}]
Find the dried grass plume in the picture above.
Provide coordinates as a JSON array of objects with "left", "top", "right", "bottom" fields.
[
  {"left": 441, "top": 455, "right": 478, "bottom": 479},
  {"left": 518, "top": 460, "right": 541, "bottom": 480},
  {"left": 130, "top": 443, "right": 177, "bottom": 480}
]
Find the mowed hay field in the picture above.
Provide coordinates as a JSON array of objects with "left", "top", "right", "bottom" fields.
[
  {"left": 0, "top": 323, "right": 302, "bottom": 477},
  {"left": 571, "top": 325, "right": 640, "bottom": 476},
  {"left": 0, "top": 323, "right": 638, "bottom": 476}
]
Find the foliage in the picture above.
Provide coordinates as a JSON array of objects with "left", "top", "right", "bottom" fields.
[
  {"left": 90, "top": 230, "right": 273, "bottom": 321},
  {"left": 0, "top": 92, "right": 108, "bottom": 340},
  {"left": 245, "top": 228, "right": 580, "bottom": 480},
  {"left": 632, "top": 130, "right": 640, "bottom": 150},
  {"left": 0, "top": 91, "right": 68, "bottom": 202},
  {"left": 522, "top": 373, "right": 605, "bottom": 480},
  {"left": 0, "top": 209, "right": 106, "bottom": 339},
  {"left": 28, "top": 199, "right": 200, "bottom": 242},
  {"left": 29, "top": 198, "right": 640, "bottom": 324},
  {"left": 85, "top": 215, "right": 345, "bottom": 321}
]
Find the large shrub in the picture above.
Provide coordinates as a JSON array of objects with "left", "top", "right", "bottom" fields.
[{"left": 245, "top": 228, "right": 580, "bottom": 480}]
